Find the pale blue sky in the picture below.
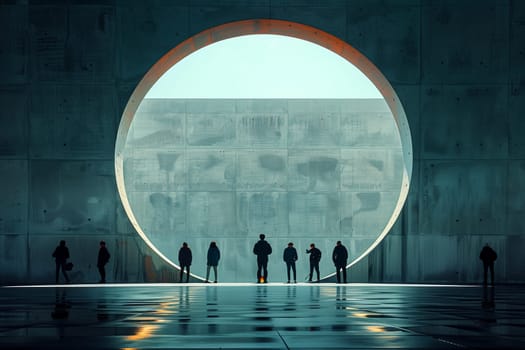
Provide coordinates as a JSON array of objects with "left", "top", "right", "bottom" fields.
[{"left": 146, "top": 34, "right": 382, "bottom": 99}]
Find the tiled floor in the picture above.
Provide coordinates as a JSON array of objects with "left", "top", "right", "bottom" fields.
[{"left": 0, "top": 283, "right": 524, "bottom": 349}]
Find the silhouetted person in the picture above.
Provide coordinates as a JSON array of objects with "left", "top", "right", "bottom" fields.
[
  {"left": 52, "top": 240, "right": 70, "bottom": 284},
  {"left": 97, "top": 240, "right": 110, "bottom": 283},
  {"left": 51, "top": 288, "right": 70, "bottom": 320},
  {"left": 206, "top": 241, "right": 220, "bottom": 283},
  {"left": 479, "top": 243, "right": 497, "bottom": 285},
  {"left": 482, "top": 284, "right": 496, "bottom": 310},
  {"left": 178, "top": 242, "right": 192, "bottom": 283},
  {"left": 306, "top": 243, "right": 321, "bottom": 282},
  {"left": 332, "top": 240, "right": 348, "bottom": 283},
  {"left": 253, "top": 234, "right": 272, "bottom": 283},
  {"left": 283, "top": 242, "right": 298, "bottom": 283}
]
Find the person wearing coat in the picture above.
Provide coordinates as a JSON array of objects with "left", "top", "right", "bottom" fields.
[
  {"left": 178, "top": 242, "right": 192, "bottom": 283},
  {"left": 306, "top": 243, "right": 322, "bottom": 282},
  {"left": 283, "top": 242, "right": 298, "bottom": 283},
  {"left": 253, "top": 234, "right": 272, "bottom": 283},
  {"left": 52, "top": 240, "right": 70, "bottom": 284},
  {"left": 97, "top": 240, "right": 111, "bottom": 283},
  {"left": 479, "top": 243, "right": 497, "bottom": 285},
  {"left": 205, "top": 241, "right": 220, "bottom": 283},
  {"left": 332, "top": 240, "right": 348, "bottom": 283}
]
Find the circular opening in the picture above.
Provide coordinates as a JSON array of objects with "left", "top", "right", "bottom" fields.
[{"left": 116, "top": 19, "right": 412, "bottom": 282}]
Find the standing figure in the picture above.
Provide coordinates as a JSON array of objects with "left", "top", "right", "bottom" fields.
[
  {"left": 253, "top": 234, "right": 272, "bottom": 283},
  {"left": 97, "top": 240, "right": 111, "bottom": 283},
  {"left": 306, "top": 243, "right": 322, "bottom": 282},
  {"left": 178, "top": 242, "right": 192, "bottom": 283},
  {"left": 206, "top": 241, "right": 220, "bottom": 283},
  {"left": 479, "top": 243, "right": 497, "bottom": 285},
  {"left": 332, "top": 241, "right": 348, "bottom": 283},
  {"left": 52, "top": 240, "right": 70, "bottom": 284},
  {"left": 283, "top": 242, "right": 298, "bottom": 283}
]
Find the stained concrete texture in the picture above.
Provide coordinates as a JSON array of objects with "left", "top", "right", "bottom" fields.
[
  {"left": 121, "top": 99, "right": 406, "bottom": 282},
  {"left": 0, "top": 284, "right": 523, "bottom": 349}
]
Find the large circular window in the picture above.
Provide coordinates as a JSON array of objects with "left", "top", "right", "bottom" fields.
[{"left": 116, "top": 20, "right": 412, "bottom": 282}]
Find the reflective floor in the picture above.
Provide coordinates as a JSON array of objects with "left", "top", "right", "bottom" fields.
[{"left": 0, "top": 283, "right": 524, "bottom": 349}]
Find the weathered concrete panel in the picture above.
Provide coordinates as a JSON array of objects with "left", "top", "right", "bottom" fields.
[
  {"left": 421, "top": 85, "right": 508, "bottom": 159},
  {"left": 123, "top": 149, "right": 186, "bottom": 192},
  {"left": 30, "top": 160, "right": 116, "bottom": 235},
  {"left": 271, "top": 5, "right": 347, "bottom": 41},
  {"left": 406, "top": 235, "right": 459, "bottom": 282},
  {"left": 367, "top": 232, "right": 403, "bottom": 282},
  {"left": 117, "top": 4, "right": 189, "bottom": 81},
  {"left": 187, "top": 114, "right": 236, "bottom": 147},
  {"left": 0, "top": 88, "right": 27, "bottom": 158},
  {"left": 238, "top": 150, "right": 287, "bottom": 191},
  {"left": 237, "top": 192, "right": 289, "bottom": 236},
  {"left": 188, "top": 5, "right": 270, "bottom": 37},
  {"left": 30, "top": 84, "right": 116, "bottom": 159},
  {"left": 420, "top": 161, "right": 507, "bottom": 236},
  {"left": 509, "top": 89, "right": 525, "bottom": 157},
  {"left": 126, "top": 190, "right": 185, "bottom": 247},
  {"left": 507, "top": 160, "right": 525, "bottom": 234},
  {"left": 346, "top": 2, "right": 420, "bottom": 84},
  {"left": 288, "top": 109, "right": 340, "bottom": 148},
  {"left": 0, "top": 160, "right": 28, "bottom": 235},
  {"left": 288, "top": 150, "right": 339, "bottom": 192},
  {"left": 422, "top": 3, "right": 509, "bottom": 84},
  {"left": 341, "top": 149, "right": 404, "bottom": 192},
  {"left": 505, "top": 235, "right": 525, "bottom": 282},
  {"left": 187, "top": 150, "right": 236, "bottom": 191},
  {"left": 343, "top": 191, "right": 400, "bottom": 242},
  {"left": 29, "top": 5, "right": 116, "bottom": 82},
  {"left": 509, "top": 3, "right": 525, "bottom": 157},
  {"left": 510, "top": 0, "right": 525, "bottom": 86},
  {"left": 113, "top": 235, "right": 145, "bottom": 282},
  {"left": 186, "top": 191, "right": 237, "bottom": 236},
  {"left": 0, "top": 234, "right": 27, "bottom": 284},
  {"left": 0, "top": 5, "right": 28, "bottom": 84},
  {"left": 288, "top": 192, "right": 340, "bottom": 236},
  {"left": 236, "top": 110, "right": 287, "bottom": 149}
]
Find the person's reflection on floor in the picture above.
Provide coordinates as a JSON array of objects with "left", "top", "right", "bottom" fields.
[
  {"left": 254, "top": 286, "right": 272, "bottom": 331},
  {"left": 309, "top": 285, "right": 320, "bottom": 310},
  {"left": 336, "top": 285, "right": 347, "bottom": 310},
  {"left": 178, "top": 286, "right": 191, "bottom": 334},
  {"left": 255, "top": 285, "right": 269, "bottom": 313},
  {"left": 51, "top": 288, "right": 70, "bottom": 339},
  {"left": 480, "top": 285, "right": 497, "bottom": 325},
  {"left": 206, "top": 286, "right": 218, "bottom": 334},
  {"left": 482, "top": 285, "right": 496, "bottom": 310},
  {"left": 51, "top": 288, "right": 69, "bottom": 320},
  {"left": 285, "top": 285, "right": 297, "bottom": 311},
  {"left": 283, "top": 285, "right": 298, "bottom": 332},
  {"left": 307, "top": 287, "right": 321, "bottom": 331},
  {"left": 96, "top": 298, "right": 109, "bottom": 321}
]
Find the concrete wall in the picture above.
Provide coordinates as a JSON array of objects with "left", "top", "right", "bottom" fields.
[{"left": 0, "top": 0, "right": 524, "bottom": 284}]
